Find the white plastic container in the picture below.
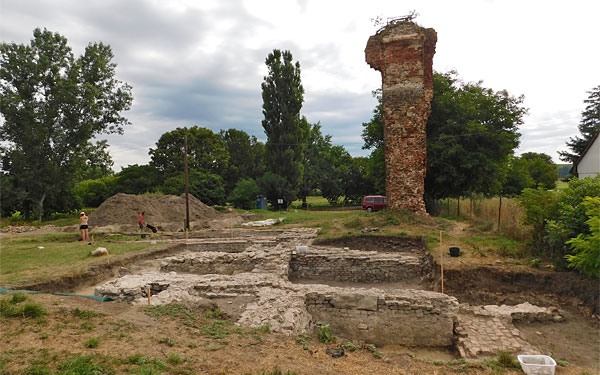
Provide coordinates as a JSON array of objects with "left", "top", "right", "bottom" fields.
[{"left": 517, "top": 355, "right": 556, "bottom": 375}]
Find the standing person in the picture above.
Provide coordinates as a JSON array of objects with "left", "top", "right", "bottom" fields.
[
  {"left": 138, "top": 211, "right": 145, "bottom": 232},
  {"left": 79, "top": 212, "right": 90, "bottom": 244}
]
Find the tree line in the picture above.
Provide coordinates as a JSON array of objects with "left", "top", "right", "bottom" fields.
[{"left": 1, "top": 29, "right": 597, "bottom": 220}]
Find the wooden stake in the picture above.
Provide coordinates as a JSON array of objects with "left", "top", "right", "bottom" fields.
[
  {"left": 91, "top": 234, "right": 94, "bottom": 244},
  {"left": 440, "top": 230, "right": 444, "bottom": 294},
  {"left": 147, "top": 286, "right": 151, "bottom": 305},
  {"left": 10, "top": 226, "right": 13, "bottom": 243}
]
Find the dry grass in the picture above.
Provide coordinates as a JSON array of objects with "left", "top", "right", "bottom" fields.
[{"left": 435, "top": 197, "right": 531, "bottom": 241}]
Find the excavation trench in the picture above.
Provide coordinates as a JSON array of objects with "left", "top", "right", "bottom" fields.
[{"left": 22, "top": 228, "right": 593, "bottom": 361}]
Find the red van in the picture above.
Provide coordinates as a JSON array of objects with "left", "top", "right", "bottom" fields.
[{"left": 362, "top": 195, "right": 387, "bottom": 212}]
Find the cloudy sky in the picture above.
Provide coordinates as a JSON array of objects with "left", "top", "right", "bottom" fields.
[{"left": 1, "top": 0, "right": 599, "bottom": 170}]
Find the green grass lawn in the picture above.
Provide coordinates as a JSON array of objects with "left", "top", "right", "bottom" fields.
[{"left": 0, "top": 233, "right": 163, "bottom": 285}]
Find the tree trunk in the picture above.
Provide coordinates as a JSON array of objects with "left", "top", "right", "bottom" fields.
[
  {"left": 457, "top": 196, "right": 460, "bottom": 217},
  {"left": 302, "top": 195, "right": 307, "bottom": 209},
  {"left": 37, "top": 193, "right": 46, "bottom": 223}
]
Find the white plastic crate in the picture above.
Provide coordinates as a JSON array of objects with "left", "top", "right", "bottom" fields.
[{"left": 517, "top": 355, "right": 556, "bottom": 375}]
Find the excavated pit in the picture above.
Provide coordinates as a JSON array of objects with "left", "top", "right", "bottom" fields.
[
  {"left": 95, "top": 229, "right": 458, "bottom": 347},
  {"left": 93, "top": 229, "right": 566, "bottom": 356}
]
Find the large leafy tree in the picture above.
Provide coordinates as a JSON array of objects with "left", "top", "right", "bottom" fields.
[
  {"left": 149, "top": 126, "right": 229, "bottom": 178},
  {"left": 0, "top": 28, "right": 132, "bottom": 220},
  {"left": 219, "top": 129, "right": 265, "bottom": 194},
  {"left": 299, "top": 123, "right": 333, "bottom": 204},
  {"left": 559, "top": 85, "right": 600, "bottom": 163},
  {"left": 502, "top": 152, "right": 557, "bottom": 196},
  {"left": 426, "top": 72, "right": 526, "bottom": 200},
  {"left": 261, "top": 49, "right": 309, "bottom": 206}
]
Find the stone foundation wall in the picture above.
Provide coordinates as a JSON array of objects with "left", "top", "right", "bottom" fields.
[
  {"left": 161, "top": 253, "right": 257, "bottom": 275},
  {"left": 289, "top": 251, "right": 427, "bottom": 283},
  {"left": 306, "top": 290, "right": 457, "bottom": 346},
  {"left": 365, "top": 21, "right": 437, "bottom": 213}
]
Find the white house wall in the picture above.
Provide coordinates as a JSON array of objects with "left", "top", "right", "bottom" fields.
[{"left": 578, "top": 137, "right": 600, "bottom": 178}]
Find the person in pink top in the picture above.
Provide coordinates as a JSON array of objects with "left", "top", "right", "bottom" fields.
[{"left": 138, "top": 211, "right": 145, "bottom": 232}]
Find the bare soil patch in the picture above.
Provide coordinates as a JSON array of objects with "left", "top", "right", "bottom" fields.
[{"left": 89, "top": 193, "right": 218, "bottom": 227}]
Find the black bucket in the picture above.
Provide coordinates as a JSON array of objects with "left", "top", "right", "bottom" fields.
[
  {"left": 141, "top": 234, "right": 147, "bottom": 239},
  {"left": 449, "top": 247, "right": 460, "bottom": 257}
]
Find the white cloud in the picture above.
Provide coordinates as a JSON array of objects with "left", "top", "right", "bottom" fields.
[{"left": 1, "top": 0, "right": 598, "bottom": 170}]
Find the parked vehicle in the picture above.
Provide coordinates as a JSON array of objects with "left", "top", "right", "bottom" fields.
[{"left": 362, "top": 195, "right": 387, "bottom": 212}]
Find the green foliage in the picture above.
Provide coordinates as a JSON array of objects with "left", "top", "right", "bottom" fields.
[
  {"left": 202, "top": 320, "right": 234, "bottom": 339},
  {"left": 258, "top": 171, "right": 294, "bottom": 207},
  {"left": 559, "top": 85, "right": 600, "bottom": 163},
  {"left": 167, "top": 352, "right": 182, "bottom": 364},
  {"left": 220, "top": 129, "right": 265, "bottom": 194},
  {"left": 261, "top": 49, "right": 309, "bottom": 204},
  {"left": 112, "top": 164, "right": 162, "bottom": 195},
  {"left": 84, "top": 337, "right": 100, "bottom": 348},
  {"left": 149, "top": 126, "right": 229, "bottom": 178},
  {"left": 56, "top": 355, "right": 114, "bottom": 375},
  {"left": 161, "top": 170, "right": 226, "bottom": 206},
  {"left": 74, "top": 177, "right": 117, "bottom": 207},
  {"left": 24, "top": 365, "right": 51, "bottom": 375},
  {"left": 503, "top": 152, "right": 558, "bottom": 196},
  {"left": 0, "top": 294, "right": 47, "bottom": 318},
  {"left": 519, "top": 176, "right": 600, "bottom": 273},
  {"left": 228, "top": 178, "right": 261, "bottom": 209},
  {"left": 483, "top": 350, "right": 521, "bottom": 372},
  {"left": 158, "top": 336, "right": 175, "bottom": 347},
  {"left": 566, "top": 197, "right": 600, "bottom": 277},
  {"left": 317, "top": 324, "right": 334, "bottom": 343},
  {"left": 520, "top": 152, "right": 558, "bottom": 190},
  {"left": 426, "top": 71, "right": 526, "bottom": 199},
  {"left": 10, "top": 292, "right": 27, "bottom": 304},
  {"left": 0, "top": 28, "right": 132, "bottom": 221}
]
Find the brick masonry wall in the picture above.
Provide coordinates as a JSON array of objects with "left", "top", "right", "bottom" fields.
[
  {"left": 306, "top": 290, "right": 457, "bottom": 346},
  {"left": 365, "top": 21, "right": 437, "bottom": 212}
]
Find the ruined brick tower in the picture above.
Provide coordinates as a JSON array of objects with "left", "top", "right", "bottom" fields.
[{"left": 365, "top": 21, "right": 437, "bottom": 213}]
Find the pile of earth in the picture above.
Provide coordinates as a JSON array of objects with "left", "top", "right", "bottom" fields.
[{"left": 89, "top": 193, "right": 218, "bottom": 228}]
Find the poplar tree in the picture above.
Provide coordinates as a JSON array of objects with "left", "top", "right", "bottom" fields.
[{"left": 260, "top": 49, "right": 309, "bottom": 206}]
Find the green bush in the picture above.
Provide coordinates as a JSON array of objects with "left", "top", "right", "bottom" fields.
[
  {"left": 566, "top": 197, "right": 600, "bottom": 278},
  {"left": 228, "top": 178, "right": 261, "bottom": 209},
  {"left": 518, "top": 175, "right": 600, "bottom": 276}
]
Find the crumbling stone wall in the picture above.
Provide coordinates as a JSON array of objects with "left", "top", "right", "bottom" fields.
[
  {"left": 306, "top": 290, "right": 457, "bottom": 346},
  {"left": 365, "top": 21, "right": 437, "bottom": 212}
]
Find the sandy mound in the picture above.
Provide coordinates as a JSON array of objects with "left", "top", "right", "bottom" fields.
[{"left": 89, "top": 193, "right": 218, "bottom": 227}]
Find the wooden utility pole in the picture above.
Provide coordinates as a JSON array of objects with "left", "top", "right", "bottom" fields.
[{"left": 184, "top": 135, "right": 190, "bottom": 230}]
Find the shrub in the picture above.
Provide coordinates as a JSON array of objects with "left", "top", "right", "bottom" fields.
[
  {"left": 227, "top": 178, "right": 261, "bottom": 209},
  {"left": 518, "top": 175, "right": 600, "bottom": 274},
  {"left": 565, "top": 197, "right": 600, "bottom": 278}
]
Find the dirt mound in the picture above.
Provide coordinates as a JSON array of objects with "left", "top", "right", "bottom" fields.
[{"left": 89, "top": 193, "right": 218, "bottom": 227}]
